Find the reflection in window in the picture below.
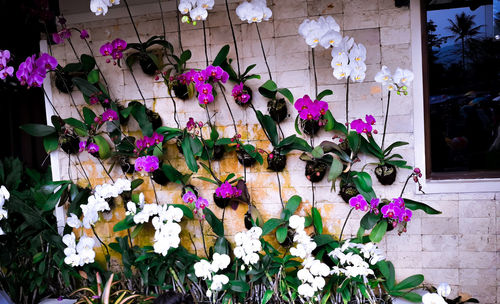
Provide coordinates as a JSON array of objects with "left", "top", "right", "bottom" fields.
[{"left": 425, "top": 0, "right": 500, "bottom": 176}]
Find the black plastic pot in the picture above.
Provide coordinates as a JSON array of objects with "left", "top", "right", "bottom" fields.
[
  {"left": 375, "top": 164, "right": 397, "bottom": 185},
  {"left": 268, "top": 98, "right": 288, "bottom": 123},
  {"left": 300, "top": 119, "right": 320, "bottom": 136},
  {"left": 146, "top": 109, "right": 163, "bottom": 131},
  {"left": 119, "top": 156, "right": 134, "bottom": 174},
  {"left": 305, "top": 160, "right": 327, "bottom": 183},
  {"left": 237, "top": 149, "right": 256, "bottom": 167},
  {"left": 172, "top": 83, "right": 189, "bottom": 100},
  {"left": 212, "top": 144, "right": 225, "bottom": 161},
  {"left": 139, "top": 55, "right": 157, "bottom": 76},
  {"left": 152, "top": 167, "right": 169, "bottom": 186},
  {"left": 60, "top": 133, "right": 80, "bottom": 155},
  {"left": 339, "top": 182, "right": 359, "bottom": 204},
  {"left": 235, "top": 85, "right": 253, "bottom": 107},
  {"left": 267, "top": 151, "right": 287, "bottom": 172},
  {"left": 213, "top": 193, "right": 231, "bottom": 209},
  {"left": 244, "top": 211, "right": 253, "bottom": 230},
  {"left": 55, "top": 71, "right": 74, "bottom": 93}
]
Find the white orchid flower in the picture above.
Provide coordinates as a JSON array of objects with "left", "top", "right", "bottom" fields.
[
  {"left": 211, "top": 274, "right": 229, "bottom": 291},
  {"left": 331, "top": 36, "right": 354, "bottom": 57},
  {"left": 178, "top": 1, "right": 192, "bottom": 14},
  {"left": 437, "top": 283, "right": 451, "bottom": 298},
  {"left": 320, "top": 30, "right": 343, "bottom": 49},
  {"left": 90, "top": 0, "right": 109, "bottom": 16},
  {"left": 197, "top": 0, "right": 214, "bottom": 10},
  {"left": 374, "top": 65, "right": 393, "bottom": 85},
  {"left": 190, "top": 6, "right": 208, "bottom": 21},
  {"left": 422, "top": 293, "right": 447, "bottom": 304},
  {"left": 236, "top": 1, "right": 253, "bottom": 21},
  {"left": 194, "top": 259, "right": 212, "bottom": 280},
  {"left": 331, "top": 53, "right": 348, "bottom": 68},
  {"left": 66, "top": 213, "right": 82, "bottom": 228},
  {"left": 349, "top": 43, "right": 367, "bottom": 63},
  {"left": 103, "top": 0, "right": 120, "bottom": 6},
  {"left": 0, "top": 227, "right": 4, "bottom": 235},
  {"left": 393, "top": 68, "right": 414, "bottom": 87},
  {"left": 126, "top": 201, "right": 137, "bottom": 215},
  {"left": 298, "top": 283, "right": 315, "bottom": 298},
  {"left": 349, "top": 61, "right": 367, "bottom": 82},
  {"left": 323, "top": 16, "right": 341, "bottom": 32},
  {"left": 0, "top": 185, "right": 10, "bottom": 201},
  {"left": 333, "top": 64, "right": 352, "bottom": 80}
]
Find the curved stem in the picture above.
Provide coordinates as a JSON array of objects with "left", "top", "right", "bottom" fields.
[
  {"left": 128, "top": 67, "right": 148, "bottom": 106},
  {"left": 158, "top": 0, "right": 166, "bottom": 40},
  {"left": 224, "top": 0, "right": 240, "bottom": 77},
  {"left": 202, "top": 21, "right": 209, "bottom": 66},
  {"left": 97, "top": 157, "right": 114, "bottom": 183},
  {"left": 91, "top": 225, "right": 110, "bottom": 264},
  {"left": 53, "top": 69, "right": 85, "bottom": 121},
  {"left": 175, "top": 0, "right": 184, "bottom": 53},
  {"left": 381, "top": 90, "right": 391, "bottom": 150},
  {"left": 42, "top": 87, "right": 62, "bottom": 118},
  {"left": 67, "top": 38, "right": 81, "bottom": 63},
  {"left": 399, "top": 174, "right": 412, "bottom": 198},
  {"left": 275, "top": 171, "right": 284, "bottom": 208},
  {"left": 199, "top": 220, "right": 209, "bottom": 257},
  {"left": 150, "top": 175, "right": 160, "bottom": 205},
  {"left": 75, "top": 153, "right": 92, "bottom": 188},
  {"left": 255, "top": 23, "right": 272, "bottom": 81},
  {"left": 168, "top": 94, "right": 181, "bottom": 129},
  {"left": 311, "top": 48, "right": 318, "bottom": 97},
  {"left": 123, "top": 0, "right": 144, "bottom": 50},
  {"left": 339, "top": 208, "right": 354, "bottom": 242},
  {"left": 218, "top": 83, "right": 238, "bottom": 135}
]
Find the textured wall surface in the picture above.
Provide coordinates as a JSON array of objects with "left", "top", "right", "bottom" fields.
[{"left": 49, "top": 0, "right": 499, "bottom": 302}]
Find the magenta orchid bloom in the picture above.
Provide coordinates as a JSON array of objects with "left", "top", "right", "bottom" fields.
[
  {"left": 79, "top": 141, "right": 87, "bottom": 153},
  {"left": 232, "top": 83, "right": 250, "bottom": 104},
  {"left": 135, "top": 155, "right": 159, "bottom": 173},
  {"left": 215, "top": 181, "right": 242, "bottom": 198},
  {"left": 0, "top": 50, "right": 14, "bottom": 80},
  {"left": 87, "top": 143, "right": 99, "bottom": 154},
  {"left": 196, "top": 197, "right": 209, "bottom": 209},
  {"left": 196, "top": 83, "right": 213, "bottom": 95},
  {"left": 294, "top": 95, "right": 328, "bottom": 121},
  {"left": 381, "top": 202, "right": 401, "bottom": 219},
  {"left": 80, "top": 29, "right": 90, "bottom": 39},
  {"left": 198, "top": 93, "right": 214, "bottom": 105},
  {"left": 349, "top": 194, "right": 368, "bottom": 211},
  {"left": 100, "top": 42, "right": 113, "bottom": 56},
  {"left": 398, "top": 208, "right": 412, "bottom": 222},
  {"left": 16, "top": 53, "right": 58, "bottom": 88},
  {"left": 182, "top": 191, "right": 197, "bottom": 204},
  {"left": 102, "top": 109, "right": 118, "bottom": 121},
  {"left": 370, "top": 198, "right": 380, "bottom": 214}
]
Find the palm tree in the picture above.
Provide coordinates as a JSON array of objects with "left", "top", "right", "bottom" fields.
[{"left": 446, "top": 12, "right": 482, "bottom": 70}]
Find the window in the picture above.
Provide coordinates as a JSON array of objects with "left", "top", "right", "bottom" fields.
[{"left": 423, "top": 0, "right": 500, "bottom": 179}]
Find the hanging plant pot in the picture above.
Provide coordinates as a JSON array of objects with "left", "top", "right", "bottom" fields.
[
  {"left": 386, "top": 218, "right": 396, "bottom": 232},
  {"left": 60, "top": 133, "right": 80, "bottom": 155},
  {"left": 172, "top": 83, "right": 189, "bottom": 100},
  {"left": 237, "top": 149, "right": 256, "bottom": 167},
  {"left": 152, "top": 167, "right": 169, "bottom": 186},
  {"left": 139, "top": 54, "right": 157, "bottom": 76},
  {"left": 213, "top": 193, "right": 231, "bottom": 209},
  {"left": 182, "top": 184, "right": 198, "bottom": 198},
  {"left": 244, "top": 211, "right": 253, "bottom": 230},
  {"left": 212, "top": 144, "right": 225, "bottom": 161},
  {"left": 305, "top": 160, "right": 327, "bottom": 183},
  {"left": 55, "top": 71, "right": 74, "bottom": 93},
  {"left": 339, "top": 182, "right": 359, "bottom": 204},
  {"left": 235, "top": 85, "right": 253, "bottom": 107},
  {"left": 268, "top": 98, "right": 288, "bottom": 123},
  {"left": 146, "top": 109, "right": 162, "bottom": 131},
  {"left": 375, "top": 164, "right": 397, "bottom": 185},
  {"left": 116, "top": 103, "right": 130, "bottom": 126},
  {"left": 300, "top": 119, "right": 320, "bottom": 136},
  {"left": 119, "top": 156, "right": 134, "bottom": 174},
  {"left": 267, "top": 151, "right": 287, "bottom": 172}
]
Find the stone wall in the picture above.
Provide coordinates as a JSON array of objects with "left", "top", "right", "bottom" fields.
[{"left": 49, "top": 0, "right": 499, "bottom": 302}]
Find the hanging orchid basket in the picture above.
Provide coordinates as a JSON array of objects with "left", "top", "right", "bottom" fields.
[
  {"left": 305, "top": 160, "right": 327, "bottom": 183},
  {"left": 139, "top": 54, "right": 157, "bottom": 76},
  {"left": 375, "top": 163, "right": 397, "bottom": 185},
  {"left": 339, "top": 181, "right": 359, "bottom": 204},
  {"left": 300, "top": 118, "right": 320, "bottom": 136},
  {"left": 267, "top": 98, "right": 287, "bottom": 123},
  {"left": 236, "top": 149, "right": 256, "bottom": 167},
  {"left": 267, "top": 150, "right": 287, "bottom": 172}
]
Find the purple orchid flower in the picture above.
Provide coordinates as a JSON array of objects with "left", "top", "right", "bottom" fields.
[
  {"left": 87, "top": 143, "right": 99, "bottom": 154},
  {"left": 196, "top": 197, "right": 209, "bottom": 209},
  {"left": 135, "top": 155, "right": 159, "bottom": 173},
  {"left": 112, "top": 38, "right": 127, "bottom": 51},
  {"left": 80, "top": 29, "right": 90, "bottom": 39},
  {"left": 196, "top": 83, "right": 213, "bottom": 95},
  {"left": 100, "top": 42, "right": 113, "bottom": 56},
  {"left": 232, "top": 83, "right": 250, "bottom": 104},
  {"left": 349, "top": 194, "right": 368, "bottom": 211},
  {"left": 102, "top": 109, "right": 118, "bottom": 121},
  {"left": 198, "top": 93, "right": 214, "bottom": 105},
  {"left": 183, "top": 191, "right": 197, "bottom": 204},
  {"left": 186, "top": 117, "right": 196, "bottom": 130},
  {"left": 215, "top": 181, "right": 242, "bottom": 198},
  {"left": 370, "top": 198, "right": 380, "bottom": 214},
  {"left": 398, "top": 208, "right": 412, "bottom": 222},
  {"left": 295, "top": 95, "right": 327, "bottom": 121},
  {"left": 79, "top": 141, "right": 87, "bottom": 152},
  {"left": 381, "top": 202, "right": 401, "bottom": 219}
]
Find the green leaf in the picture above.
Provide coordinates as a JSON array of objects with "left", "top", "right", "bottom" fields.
[
  {"left": 284, "top": 195, "right": 301, "bottom": 216},
  {"left": 131, "top": 179, "right": 143, "bottom": 190},
  {"left": 230, "top": 280, "right": 250, "bottom": 293},
  {"left": 316, "top": 89, "right": 333, "bottom": 101},
  {"left": 212, "top": 45, "right": 230, "bottom": 66},
  {"left": 130, "top": 103, "right": 153, "bottom": 137},
  {"left": 87, "top": 70, "right": 99, "bottom": 84},
  {"left": 294, "top": 115, "right": 302, "bottom": 135},
  {"left": 277, "top": 88, "right": 294, "bottom": 103},
  {"left": 324, "top": 110, "right": 347, "bottom": 134},
  {"left": 20, "top": 124, "right": 56, "bottom": 137},
  {"left": 328, "top": 158, "right": 343, "bottom": 182},
  {"left": 203, "top": 208, "right": 224, "bottom": 237},
  {"left": 311, "top": 146, "right": 324, "bottom": 159},
  {"left": 33, "top": 252, "right": 45, "bottom": 264},
  {"left": 80, "top": 54, "right": 96, "bottom": 72},
  {"left": 312, "top": 207, "right": 323, "bottom": 234},
  {"left": 377, "top": 260, "right": 395, "bottom": 289},
  {"left": 83, "top": 107, "right": 97, "bottom": 126},
  {"left": 65, "top": 118, "right": 88, "bottom": 133},
  {"left": 393, "top": 274, "right": 424, "bottom": 291},
  {"left": 214, "top": 236, "right": 229, "bottom": 254},
  {"left": 262, "top": 218, "right": 283, "bottom": 235},
  {"left": 369, "top": 220, "right": 387, "bottom": 243},
  {"left": 353, "top": 171, "right": 372, "bottom": 193},
  {"left": 276, "top": 225, "right": 288, "bottom": 243},
  {"left": 262, "top": 290, "right": 273, "bottom": 304},
  {"left": 260, "top": 79, "right": 278, "bottom": 92},
  {"left": 179, "top": 50, "right": 192, "bottom": 65},
  {"left": 403, "top": 198, "right": 441, "bottom": 215},
  {"left": 347, "top": 131, "right": 361, "bottom": 153},
  {"left": 256, "top": 110, "right": 278, "bottom": 146},
  {"left": 93, "top": 135, "right": 111, "bottom": 159},
  {"left": 401, "top": 292, "right": 423, "bottom": 302},
  {"left": 72, "top": 77, "right": 100, "bottom": 97},
  {"left": 43, "top": 133, "right": 59, "bottom": 153},
  {"left": 44, "top": 185, "right": 67, "bottom": 211},
  {"left": 170, "top": 204, "right": 194, "bottom": 219},
  {"left": 113, "top": 215, "right": 135, "bottom": 232},
  {"left": 384, "top": 141, "right": 409, "bottom": 155},
  {"left": 181, "top": 134, "right": 199, "bottom": 173},
  {"left": 360, "top": 212, "right": 381, "bottom": 230},
  {"left": 131, "top": 224, "right": 143, "bottom": 238}
]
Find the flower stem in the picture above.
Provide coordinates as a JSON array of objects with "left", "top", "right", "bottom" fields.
[
  {"left": 275, "top": 171, "right": 284, "bottom": 209},
  {"left": 255, "top": 23, "right": 272, "bottom": 81},
  {"left": 202, "top": 21, "right": 209, "bottom": 66},
  {"left": 339, "top": 208, "right": 354, "bottom": 242},
  {"left": 75, "top": 153, "right": 92, "bottom": 188},
  {"left": 224, "top": 0, "right": 240, "bottom": 77},
  {"left": 175, "top": 0, "right": 184, "bottom": 53},
  {"left": 218, "top": 83, "right": 238, "bottom": 135},
  {"left": 345, "top": 77, "right": 350, "bottom": 130},
  {"left": 67, "top": 38, "right": 81, "bottom": 63},
  {"left": 311, "top": 48, "right": 318, "bottom": 97},
  {"left": 123, "top": 0, "right": 144, "bottom": 51},
  {"left": 381, "top": 90, "right": 391, "bottom": 151},
  {"left": 128, "top": 66, "right": 148, "bottom": 106},
  {"left": 150, "top": 175, "right": 160, "bottom": 205},
  {"left": 399, "top": 173, "right": 412, "bottom": 198},
  {"left": 53, "top": 69, "right": 85, "bottom": 121},
  {"left": 158, "top": 0, "right": 166, "bottom": 41},
  {"left": 199, "top": 220, "right": 209, "bottom": 257},
  {"left": 91, "top": 225, "right": 111, "bottom": 266},
  {"left": 168, "top": 94, "right": 181, "bottom": 129},
  {"left": 97, "top": 157, "right": 114, "bottom": 183},
  {"left": 42, "top": 87, "right": 62, "bottom": 118}
]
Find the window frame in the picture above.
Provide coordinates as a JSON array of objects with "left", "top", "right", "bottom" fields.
[{"left": 410, "top": 0, "right": 500, "bottom": 193}]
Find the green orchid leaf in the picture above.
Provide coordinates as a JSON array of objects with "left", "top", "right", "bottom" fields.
[
  {"left": 43, "top": 133, "right": 59, "bottom": 153},
  {"left": 316, "top": 89, "right": 333, "bottom": 101},
  {"left": 369, "top": 219, "right": 387, "bottom": 243},
  {"left": 20, "top": 124, "right": 56, "bottom": 137},
  {"left": 312, "top": 207, "right": 323, "bottom": 234},
  {"left": 212, "top": 45, "right": 230, "bottom": 67},
  {"left": 262, "top": 218, "right": 283, "bottom": 235},
  {"left": 203, "top": 208, "right": 224, "bottom": 237},
  {"left": 277, "top": 88, "right": 294, "bottom": 103},
  {"left": 403, "top": 198, "right": 441, "bottom": 214}
]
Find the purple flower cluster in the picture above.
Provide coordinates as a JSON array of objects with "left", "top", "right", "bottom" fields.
[
  {"left": 349, "top": 194, "right": 379, "bottom": 214},
  {"left": 350, "top": 115, "right": 376, "bottom": 134},
  {"left": 0, "top": 50, "right": 14, "bottom": 80},
  {"left": 101, "top": 109, "right": 118, "bottom": 122},
  {"left": 381, "top": 197, "right": 412, "bottom": 223},
  {"left": 52, "top": 29, "right": 72, "bottom": 44},
  {"left": 135, "top": 155, "right": 160, "bottom": 173},
  {"left": 182, "top": 65, "right": 229, "bottom": 105},
  {"left": 215, "top": 181, "right": 242, "bottom": 199},
  {"left": 79, "top": 141, "right": 100, "bottom": 154},
  {"left": 16, "top": 53, "right": 58, "bottom": 88},
  {"left": 232, "top": 83, "right": 250, "bottom": 104},
  {"left": 182, "top": 191, "right": 209, "bottom": 214},
  {"left": 80, "top": 29, "right": 90, "bottom": 40},
  {"left": 186, "top": 117, "right": 203, "bottom": 131},
  {"left": 100, "top": 39, "right": 127, "bottom": 63},
  {"left": 294, "top": 95, "right": 328, "bottom": 121},
  {"left": 134, "top": 132, "right": 164, "bottom": 154}
]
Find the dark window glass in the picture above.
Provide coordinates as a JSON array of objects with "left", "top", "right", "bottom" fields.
[{"left": 425, "top": 0, "right": 500, "bottom": 177}]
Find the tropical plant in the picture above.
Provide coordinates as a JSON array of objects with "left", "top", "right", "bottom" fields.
[{"left": 447, "top": 12, "right": 482, "bottom": 70}]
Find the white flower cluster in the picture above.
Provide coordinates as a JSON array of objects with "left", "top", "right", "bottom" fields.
[
  {"left": 126, "top": 194, "right": 184, "bottom": 256},
  {"left": 0, "top": 185, "right": 10, "bottom": 236},
  {"left": 422, "top": 283, "right": 451, "bottom": 304},
  {"left": 288, "top": 215, "right": 330, "bottom": 299},
  {"left": 193, "top": 253, "right": 231, "bottom": 297},
  {"left": 233, "top": 227, "right": 262, "bottom": 267},
  {"left": 236, "top": 0, "right": 272, "bottom": 23},
  {"left": 298, "top": 16, "right": 341, "bottom": 48},
  {"left": 297, "top": 257, "right": 330, "bottom": 298},
  {"left": 374, "top": 66, "right": 414, "bottom": 92},
  {"left": 178, "top": 0, "right": 214, "bottom": 21},
  {"left": 329, "top": 241, "right": 384, "bottom": 278},
  {"left": 90, "top": 0, "right": 120, "bottom": 16},
  {"left": 77, "top": 178, "right": 131, "bottom": 229},
  {"left": 63, "top": 232, "right": 96, "bottom": 267},
  {"left": 330, "top": 37, "right": 367, "bottom": 82},
  {"left": 288, "top": 215, "right": 316, "bottom": 259}
]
